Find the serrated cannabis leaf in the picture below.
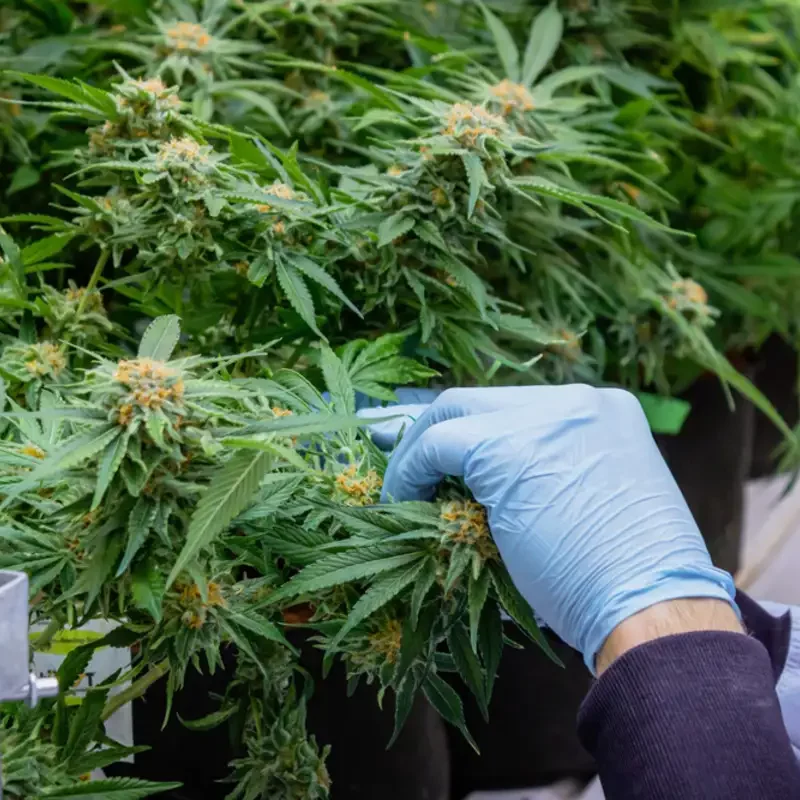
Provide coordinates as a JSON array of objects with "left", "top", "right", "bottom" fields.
[
  {"left": 138, "top": 315, "right": 181, "bottom": 361},
  {"left": 522, "top": 3, "right": 564, "bottom": 87},
  {"left": 489, "top": 563, "right": 562, "bottom": 666},
  {"left": 276, "top": 260, "right": 323, "bottom": 338},
  {"left": 480, "top": 2, "right": 519, "bottom": 83},
  {"left": 377, "top": 213, "right": 415, "bottom": 247},
  {"left": 423, "top": 672, "right": 479, "bottom": 753},
  {"left": 329, "top": 558, "right": 428, "bottom": 649},
  {"left": 268, "top": 549, "right": 423, "bottom": 605},
  {"left": 167, "top": 451, "right": 273, "bottom": 587}
]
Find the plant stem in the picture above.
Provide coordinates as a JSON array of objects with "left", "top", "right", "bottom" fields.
[
  {"left": 31, "top": 614, "right": 65, "bottom": 651},
  {"left": 76, "top": 248, "right": 110, "bottom": 318},
  {"left": 101, "top": 659, "right": 169, "bottom": 722}
]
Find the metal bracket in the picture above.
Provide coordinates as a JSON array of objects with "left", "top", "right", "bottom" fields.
[{"left": 0, "top": 571, "right": 60, "bottom": 799}]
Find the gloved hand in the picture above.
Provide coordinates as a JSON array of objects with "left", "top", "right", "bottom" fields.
[
  {"left": 377, "top": 385, "right": 737, "bottom": 672},
  {"left": 356, "top": 388, "right": 441, "bottom": 450}
]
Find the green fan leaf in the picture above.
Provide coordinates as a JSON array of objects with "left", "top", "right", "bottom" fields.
[
  {"left": 179, "top": 705, "right": 239, "bottom": 731},
  {"left": 329, "top": 558, "right": 428, "bottom": 649},
  {"left": 167, "top": 451, "right": 273, "bottom": 588},
  {"left": 479, "top": 2, "right": 520, "bottom": 82},
  {"left": 267, "top": 548, "right": 423, "bottom": 604},
  {"left": 489, "top": 563, "right": 562, "bottom": 666},
  {"left": 138, "top": 315, "right": 181, "bottom": 361},
  {"left": 286, "top": 253, "right": 361, "bottom": 317},
  {"left": 41, "top": 777, "right": 182, "bottom": 799},
  {"left": 4, "top": 426, "right": 120, "bottom": 504},
  {"left": 276, "top": 260, "right": 323, "bottom": 338},
  {"left": 462, "top": 152, "right": 487, "bottom": 219},
  {"left": 388, "top": 672, "right": 418, "bottom": 748},
  {"left": 447, "top": 623, "right": 488, "bottom": 721},
  {"left": 320, "top": 346, "right": 355, "bottom": 415},
  {"left": 8, "top": 72, "right": 117, "bottom": 118},
  {"left": 468, "top": 566, "right": 491, "bottom": 652},
  {"left": 131, "top": 561, "right": 165, "bottom": 622},
  {"left": 377, "top": 213, "right": 415, "bottom": 248},
  {"left": 522, "top": 2, "right": 564, "bottom": 88},
  {"left": 479, "top": 601, "right": 504, "bottom": 702},
  {"left": 422, "top": 672, "right": 479, "bottom": 753},
  {"left": 92, "top": 431, "right": 130, "bottom": 510},
  {"left": 118, "top": 496, "right": 155, "bottom": 570}
]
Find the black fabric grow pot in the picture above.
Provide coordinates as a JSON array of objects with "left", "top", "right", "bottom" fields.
[
  {"left": 657, "top": 370, "right": 756, "bottom": 575},
  {"left": 109, "top": 633, "right": 450, "bottom": 800},
  {"left": 748, "top": 335, "right": 798, "bottom": 479},
  {"left": 448, "top": 627, "right": 594, "bottom": 798}
]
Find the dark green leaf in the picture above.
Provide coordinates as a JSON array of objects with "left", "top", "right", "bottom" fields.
[
  {"left": 447, "top": 624, "right": 488, "bottom": 721},
  {"left": 423, "top": 672, "right": 479, "bottom": 753}
]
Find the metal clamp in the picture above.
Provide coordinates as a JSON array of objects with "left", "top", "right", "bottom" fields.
[{"left": 0, "top": 571, "right": 60, "bottom": 799}]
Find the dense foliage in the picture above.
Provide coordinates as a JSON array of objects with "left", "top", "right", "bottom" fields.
[{"left": 1, "top": 0, "right": 798, "bottom": 797}]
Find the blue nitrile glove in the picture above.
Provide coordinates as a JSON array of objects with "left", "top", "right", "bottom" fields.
[
  {"left": 355, "top": 388, "right": 441, "bottom": 450},
  {"left": 378, "top": 385, "right": 737, "bottom": 672}
]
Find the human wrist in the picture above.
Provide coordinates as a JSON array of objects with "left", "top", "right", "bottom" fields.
[{"left": 596, "top": 598, "right": 744, "bottom": 675}]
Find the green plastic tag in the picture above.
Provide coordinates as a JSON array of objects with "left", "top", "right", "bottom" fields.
[{"left": 635, "top": 392, "right": 691, "bottom": 435}]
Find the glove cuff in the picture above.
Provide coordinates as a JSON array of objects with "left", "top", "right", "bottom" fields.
[{"left": 581, "top": 566, "right": 738, "bottom": 674}]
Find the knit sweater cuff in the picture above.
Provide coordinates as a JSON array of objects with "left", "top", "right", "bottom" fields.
[{"left": 577, "top": 631, "right": 800, "bottom": 800}]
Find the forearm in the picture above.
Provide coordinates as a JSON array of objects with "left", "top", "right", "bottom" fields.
[{"left": 579, "top": 600, "right": 800, "bottom": 799}]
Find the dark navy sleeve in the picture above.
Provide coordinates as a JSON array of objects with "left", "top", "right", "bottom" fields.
[{"left": 577, "top": 630, "right": 800, "bottom": 799}]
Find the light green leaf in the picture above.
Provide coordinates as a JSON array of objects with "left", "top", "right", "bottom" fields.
[
  {"left": 513, "top": 176, "right": 685, "bottom": 235},
  {"left": 228, "top": 610, "right": 294, "bottom": 650},
  {"left": 8, "top": 164, "right": 40, "bottom": 196},
  {"left": 416, "top": 220, "right": 448, "bottom": 252},
  {"left": 117, "top": 496, "right": 157, "bottom": 576},
  {"left": 287, "top": 253, "right": 361, "bottom": 317},
  {"left": 232, "top": 411, "right": 374, "bottom": 438},
  {"left": 179, "top": 705, "right": 238, "bottom": 731},
  {"left": 462, "top": 152, "right": 486, "bottom": 219},
  {"left": 276, "top": 261, "right": 322, "bottom": 338},
  {"left": 522, "top": 2, "right": 564, "bottom": 88},
  {"left": 92, "top": 431, "right": 130, "bottom": 509},
  {"left": 167, "top": 451, "right": 273, "bottom": 588},
  {"left": 440, "top": 258, "right": 488, "bottom": 319},
  {"left": 41, "top": 777, "right": 182, "bottom": 799},
  {"left": 247, "top": 254, "right": 273, "bottom": 287},
  {"left": 636, "top": 392, "right": 691, "bottom": 435},
  {"left": 6, "top": 426, "right": 120, "bottom": 502},
  {"left": 444, "top": 544, "right": 471, "bottom": 592},
  {"left": 377, "top": 213, "right": 415, "bottom": 248},
  {"left": 320, "top": 346, "right": 355, "bottom": 415},
  {"left": 138, "top": 315, "right": 181, "bottom": 361},
  {"left": 9, "top": 72, "right": 117, "bottom": 118},
  {"left": 480, "top": 2, "right": 519, "bottom": 82},
  {"left": 63, "top": 689, "right": 108, "bottom": 763},
  {"left": 131, "top": 561, "right": 164, "bottom": 622},
  {"left": 21, "top": 234, "right": 74, "bottom": 266},
  {"left": 225, "top": 88, "right": 289, "bottom": 135},
  {"left": 267, "top": 549, "right": 423, "bottom": 604},
  {"left": 353, "top": 108, "right": 407, "bottom": 132}
]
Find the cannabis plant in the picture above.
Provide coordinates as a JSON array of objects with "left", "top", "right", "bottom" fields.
[
  {"left": 0, "top": 687, "right": 179, "bottom": 799},
  {"left": 3, "top": 0, "right": 800, "bottom": 796}
]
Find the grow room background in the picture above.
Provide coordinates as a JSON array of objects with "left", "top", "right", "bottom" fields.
[{"left": 1, "top": 0, "right": 800, "bottom": 798}]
